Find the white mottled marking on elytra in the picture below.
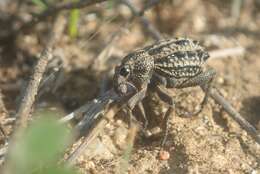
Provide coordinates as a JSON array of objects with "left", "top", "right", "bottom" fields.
[
  {"left": 168, "top": 63, "right": 174, "bottom": 67},
  {"left": 174, "top": 61, "right": 179, "bottom": 67},
  {"left": 163, "top": 62, "right": 167, "bottom": 67}
]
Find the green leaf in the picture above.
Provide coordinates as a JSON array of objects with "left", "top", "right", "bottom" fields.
[
  {"left": 8, "top": 114, "right": 73, "bottom": 174},
  {"left": 69, "top": 7, "right": 80, "bottom": 38}
]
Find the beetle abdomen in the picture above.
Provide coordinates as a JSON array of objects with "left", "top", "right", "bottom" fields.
[{"left": 154, "top": 50, "right": 209, "bottom": 78}]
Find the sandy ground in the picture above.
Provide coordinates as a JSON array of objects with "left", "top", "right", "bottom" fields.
[{"left": 0, "top": 0, "right": 259, "bottom": 173}]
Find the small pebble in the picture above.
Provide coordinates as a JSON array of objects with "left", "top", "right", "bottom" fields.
[
  {"left": 217, "top": 77, "right": 224, "bottom": 84},
  {"left": 159, "top": 150, "right": 170, "bottom": 160}
]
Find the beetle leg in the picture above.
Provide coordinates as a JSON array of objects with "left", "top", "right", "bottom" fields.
[
  {"left": 155, "top": 85, "right": 175, "bottom": 148},
  {"left": 136, "top": 102, "right": 148, "bottom": 130},
  {"left": 175, "top": 68, "right": 216, "bottom": 117},
  {"left": 125, "top": 87, "right": 147, "bottom": 128}
]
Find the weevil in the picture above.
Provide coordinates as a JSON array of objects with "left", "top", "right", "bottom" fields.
[{"left": 113, "top": 38, "right": 216, "bottom": 147}]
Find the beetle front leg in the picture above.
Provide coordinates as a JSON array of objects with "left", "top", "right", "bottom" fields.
[
  {"left": 125, "top": 87, "right": 147, "bottom": 128},
  {"left": 136, "top": 102, "right": 148, "bottom": 130}
]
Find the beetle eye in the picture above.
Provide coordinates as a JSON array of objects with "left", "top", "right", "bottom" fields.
[{"left": 119, "top": 66, "right": 130, "bottom": 77}]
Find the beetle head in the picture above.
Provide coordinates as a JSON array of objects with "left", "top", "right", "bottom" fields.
[{"left": 113, "top": 50, "right": 154, "bottom": 96}]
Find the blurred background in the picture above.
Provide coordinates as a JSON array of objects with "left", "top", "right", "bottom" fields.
[{"left": 0, "top": 0, "right": 260, "bottom": 173}]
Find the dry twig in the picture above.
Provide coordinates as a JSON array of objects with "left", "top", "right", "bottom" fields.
[
  {"left": 208, "top": 88, "right": 260, "bottom": 144},
  {"left": 66, "top": 103, "right": 118, "bottom": 165},
  {"left": 1, "top": 49, "right": 52, "bottom": 173},
  {"left": 14, "top": 48, "right": 52, "bottom": 129},
  {"left": 121, "top": 0, "right": 162, "bottom": 41},
  {"left": 59, "top": 90, "right": 118, "bottom": 137},
  {"left": 66, "top": 90, "right": 133, "bottom": 165},
  {"left": 0, "top": 90, "right": 8, "bottom": 142},
  {"left": 209, "top": 47, "right": 245, "bottom": 59},
  {"left": 0, "top": 146, "right": 7, "bottom": 165},
  {"left": 0, "top": 90, "right": 7, "bottom": 115},
  {"left": 14, "top": 13, "right": 67, "bottom": 130},
  {"left": 73, "top": 90, "right": 119, "bottom": 139}
]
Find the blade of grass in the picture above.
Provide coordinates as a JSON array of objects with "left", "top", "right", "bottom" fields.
[
  {"left": 231, "top": 0, "right": 243, "bottom": 20},
  {"left": 68, "top": 0, "right": 80, "bottom": 38},
  {"left": 117, "top": 124, "right": 139, "bottom": 174}
]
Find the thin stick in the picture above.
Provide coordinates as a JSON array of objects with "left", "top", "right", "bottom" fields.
[
  {"left": 121, "top": 0, "right": 162, "bottom": 41},
  {"left": 1, "top": 52, "right": 52, "bottom": 173},
  {"left": 208, "top": 88, "right": 260, "bottom": 144},
  {"left": 59, "top": 103, "right": 90, "bottom": 123},
  {"left": 37, "top": 57, "right": 64, "bottom": 99},
  {"left": 0, "top": 145, "right": 7, "bottom": 165},
  {"left": 14, "top": 48, "right": 52, "bottom": 129},
  {"left": 0, "top": 89, "right": 8, "bottom": 140},
  {"left": 74, "top": 90, "right": 119, "bottom": 139},
  {"left": 0, "top": 89, "right": 7, "bottom": 115},
  {"left": 66, "top": 108, "right": 112, "bottom": 165},
  {"left": 209, "top": 47, "right": 245, "bottom": 59},
  {"left": 58, "top": 90, "right": 115, "bottom": 124},
  {"left": 66, "top": 90, "right": 134, "bottom": 165},
  {"left": 66, "top": 97, "right": 122, "bottom": 165},
  {"left": 14, "top": 13, "right": 67, "bottom": 129},
  {"left": 0, "top": 91, "right": 119, "bottom": 162}
]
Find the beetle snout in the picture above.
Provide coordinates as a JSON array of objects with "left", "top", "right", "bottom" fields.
[
  {"left": 113, "top": 66, "right": 137, "bottom": 96},
  {"left": 113, "top": 75, "right": 131, "bottom": 96}
]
